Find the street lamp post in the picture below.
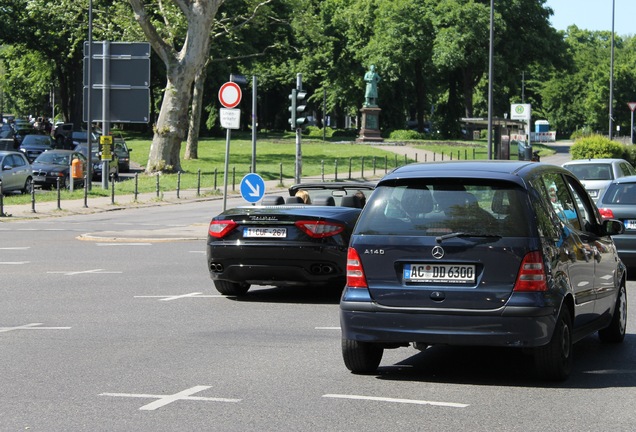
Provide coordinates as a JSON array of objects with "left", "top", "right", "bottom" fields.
[
  {"left": 487, "top": 0, "right": 494, "bottom": 160},
  {"left": 609, "top": 0, "right": 615, "bottom": 140}
]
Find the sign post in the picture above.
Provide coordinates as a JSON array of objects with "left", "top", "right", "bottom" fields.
[
  {"left": 628, "top": 102, "right": 636, "bottom": 144},
  {"left": 219, "top": 81, "right": 243, "bottom": 211}
]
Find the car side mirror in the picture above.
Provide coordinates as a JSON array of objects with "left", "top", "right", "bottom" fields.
[
  {"left": 3, "top": 165, "right": 11, "bottom": 171},
  {"left": 602, "top": 219, "right": 624, "bottom": 236}
]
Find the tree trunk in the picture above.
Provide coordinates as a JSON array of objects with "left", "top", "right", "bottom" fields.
[
  {"left": 185, "top": 59, "right": 209, "bottom": 160},
  {"left": 128, "top": 0, "right": 221, "bottom": 174}
]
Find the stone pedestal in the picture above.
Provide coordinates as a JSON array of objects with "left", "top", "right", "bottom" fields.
[{"left": 356, "top": 107, "right": 384, "bottom": 143}]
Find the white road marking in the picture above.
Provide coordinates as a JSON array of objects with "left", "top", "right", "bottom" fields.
[
  {"left": 134, "top": 293, "right": 223, "bottom": 301},
  {"left": 315, "top": 327, "right": 340, "bottom": 330},
  {"left": 189, "top": 251, "right": 205, "bottom": 254},
  {"left": 322, "top": 394, "right": 469, "bottom": 408},
  {"left": 0, "top": 247, "right": 30, "bottom": 250},
  {"left": 96, "top": 243, "right": 152, "bottom": 246},
  {"left": 0, "top": 323, "right": 71, "bottom": 333},
  {"left": 47, "top": 269, "right": 123, "bottom": 275},
  {"left": 100, "top": 385, "right": 241, "bottom": 410},
  {"left": 0, "top": 261, "right": 30, "bottom": 265},
  {"left": 583, "top": 369, "right": 636, "bottom": 374}
]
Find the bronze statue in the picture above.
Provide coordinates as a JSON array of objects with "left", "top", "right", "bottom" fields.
[{"left": 364, "top": 65, "right": 381, "bottom": 107}]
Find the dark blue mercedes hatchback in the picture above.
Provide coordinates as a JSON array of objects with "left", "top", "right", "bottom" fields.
[{"left": 340, "top": 161, "right": 627, "bottom": 381}]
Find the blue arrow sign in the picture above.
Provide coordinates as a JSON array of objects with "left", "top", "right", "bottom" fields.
[{"left": 240, "top": 173, "right": 265, "bottom": 203}]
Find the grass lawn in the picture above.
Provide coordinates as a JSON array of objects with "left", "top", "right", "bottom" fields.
[{"left": 1, "top": 132, "right": 556, "bottom": 205}]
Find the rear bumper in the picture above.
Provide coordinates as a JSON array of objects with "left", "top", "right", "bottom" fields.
[
  {"left": 208, "top": 244, "right": 347, "bottom": 287},
  {"left": 340, "top": 301, "right": 557, "bottom": 348}
]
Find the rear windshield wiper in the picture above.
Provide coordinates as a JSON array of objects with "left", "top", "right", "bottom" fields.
[{"left": 435, "top": 232, "right": 502, "bottom": 243}]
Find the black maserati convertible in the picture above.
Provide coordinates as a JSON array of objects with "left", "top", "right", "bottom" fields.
[{"left": 206, "top": 182, "right": 375, "bottom": 296}]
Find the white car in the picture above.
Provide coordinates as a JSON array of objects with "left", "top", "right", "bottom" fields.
[
  {"left": 562, "top": 158, "right": 636, "bottom": 202},
  {"left": 0, "top": 150, "right": 33, "bottom": 194}
]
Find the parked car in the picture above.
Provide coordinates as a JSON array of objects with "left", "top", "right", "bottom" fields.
[
  {"left": 0, "top": 150, "right": 33, "bottom": 194},
  {"left": 31, "top": 150, "right": 87, "bottom": 190},
  {"left": 113, "top": 137, "right": 132, "bottom": 172},
  {"left": 597, "top": 174, "right": 636, "bottom": 269},
  {"left": 71, "top": 131, "right": 99, "bottom": 148},
  {"left": 206, "top": 182, "right": 376, "bottom": 296},
  {"left": 340, "top": 161, "right": 626, "bottom": 381},
  {"left": 19, "top": 134, "right": 56, "bottom": 162},
  {"left": 562, "top": 158, "right": 636, "bottom": 202},
  {"left": 14, "top": 127, "right": 44, "bottom": 146},
  {"left": 75, "top": 145, "right": 119, "bottom": 181},
  {"left": 52, "top": 123, "right": 74, "bottom": 148}
]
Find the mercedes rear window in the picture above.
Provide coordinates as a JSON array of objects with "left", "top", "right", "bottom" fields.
[{"left": 355, "top": 180, "right": 530, "bottom": 237}]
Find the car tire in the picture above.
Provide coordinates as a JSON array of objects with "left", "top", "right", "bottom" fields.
[
  {"left": 22, "top": 177, "right": 33, "bottom": 194},
  {"left": 534, "top": 306, "right": 573, "bottom": 381},
  {"left": 342, "top": 338, "right": 383, "bottom": 374},
  {"left": 598, "top": 283, "right": 627, "bottom": 343},
  {"left": 213, "top": 280, "right": 250, "bottom": 296}
]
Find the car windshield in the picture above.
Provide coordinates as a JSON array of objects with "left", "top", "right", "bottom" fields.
[
  {"left": 35, "top": 152, "right": 70, "bottom": 165},
  {"left": 355, "top": 180, "right": 530, "bottom": 237},
  {"left": 22, "top": 135, "right": 52, "bottom": 146},
  {"left": 565, "top": 163, "right": 613, "bottom": 180}
]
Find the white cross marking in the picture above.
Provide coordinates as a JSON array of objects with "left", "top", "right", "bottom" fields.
[
  {"left": 0, "top": 323, "right": 71, "bottom": 333},
  {"left": 323, "top": 394, "right": 469, "bottom": 408},
  {"left": 47, "top": 269, "right": 123, "bottom": 276},
  {"left": 134, "top": 293, "right": 223, "bottom": 301},
  {"left": 100, "top": 385, "right": 241, "bottom": 410}
]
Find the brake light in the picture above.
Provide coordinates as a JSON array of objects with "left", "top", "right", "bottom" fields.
[
  {"left": 346, "top": 247, "right": 368, "bottom": 288},
  {"left": 208, "top": 220, "right": 238, "bottom": 238},
  {"left": 598, "top": 208, "right": 615, "bottom": 219},
  {"left": 295, "top": 220, "right": 345, "bottom": 238},
  {"left": 513, "top": 251, "right": 548, "bottom": 292}
]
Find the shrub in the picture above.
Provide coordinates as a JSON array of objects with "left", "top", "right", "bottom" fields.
[
  {"left": 570, "top": 134, "right": 628, "bottom": 160},
  {"left": 331, "top": 129, "right": 358, "bottom": 139},
  {"left": 569, "top": 127, "right": 594, "bottom": 140},
  {"left": 388, "top": 129, "right": 426, "bottom": 140},
  {"left": 303, "top": 126, "right": 335, "bottom": 138}
]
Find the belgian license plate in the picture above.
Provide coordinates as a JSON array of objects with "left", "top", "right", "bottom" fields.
[
  {"left": 243, "top": 227, "right": 287, "bottom": 238},
  {"left": 403, "top": 264, "right": 475, "bottom": 283},
  {"left": 624, "top": 220, "right": 636, "bottom": 230}
]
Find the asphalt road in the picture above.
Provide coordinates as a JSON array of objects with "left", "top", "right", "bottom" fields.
[{"left": 2, "top": 194, "right": 636, "bottom": 431}]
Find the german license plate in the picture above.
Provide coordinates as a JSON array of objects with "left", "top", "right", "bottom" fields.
[
  {"left": 243, "top": 227, "right": 287, "bottom": 238},
  {"left": 34, "top": 175, "right": 46, "bottom": 182},
  {"left": 624, "top": 220, "right": 636, "bottom": 230},
  {"left": 403, "top": 264, "right": 475, "bottom": 283},
  {"left": 587, "top": 189, "right": 598, "bottom": 198}
]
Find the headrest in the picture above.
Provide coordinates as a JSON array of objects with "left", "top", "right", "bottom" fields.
[
  {"left": 313, "top": 196, "right": 335, "bottom": 206},
  {"left": 262, "top": 195, "right": 285, "bottom": 205},
  {"left": 341, "top": 195, "right": 362, "bottom": 208},
  {"left": 285, "top": 196, "right": 304, "bottom": 204}
]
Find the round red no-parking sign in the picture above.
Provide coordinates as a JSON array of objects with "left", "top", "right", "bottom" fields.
[{"left": 218, "top": 82, "right": 242, "bottom": 108}]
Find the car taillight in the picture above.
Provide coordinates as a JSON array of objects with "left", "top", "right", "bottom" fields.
[
  {"left": 346, "top": 247, "right": 368, "bottom": 288},
  {"left": 208, "top": 220, "right": 238, "bottom": 238},
  {"left": 513, "top": 251, "right": 548, "bottom": 292},
  {"left": 598, "top": 208, "right": 615, "bottom": 219},
  {"left": 295, "top": 220, "right": 345, "bottom": 238}
]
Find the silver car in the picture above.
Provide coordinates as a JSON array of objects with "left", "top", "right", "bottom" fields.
[
  {"left": 0, "top": 150, "right": 33, "bottom": 194},
  {"left": 562, "top": 158, "right": 636, "bottom": 202}
]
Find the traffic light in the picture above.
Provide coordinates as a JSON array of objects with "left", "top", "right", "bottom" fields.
[{"left": 288, "top": 88, "right": 308, "bottom": 130}]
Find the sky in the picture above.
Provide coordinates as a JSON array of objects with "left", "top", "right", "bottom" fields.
[{"left": 544, "top": 0, "right": 635, "bottom": 36}]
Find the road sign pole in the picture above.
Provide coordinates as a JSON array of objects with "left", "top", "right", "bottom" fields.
[
  {"left": 101, "top": 41, "right": 111, "bottom": 190},
  {"left": 222, "top": 128, "right": 231, "bottom": 212},
  {"left": 632, "top": 110, "right": 634, "bottom": 144},
  {"left": 295, "top": 73, "right": 302, "bottom": 184}
]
